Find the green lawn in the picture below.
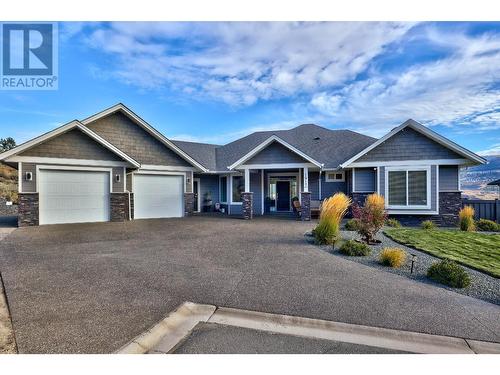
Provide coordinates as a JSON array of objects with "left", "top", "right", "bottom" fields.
[{"left": 384, "top": 229, "right": 500, "bottom": 278}]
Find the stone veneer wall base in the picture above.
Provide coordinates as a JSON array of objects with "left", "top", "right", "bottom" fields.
[
  {"left": 300, "top": 192, "right": 311, "bottom": 221},
  {"left": 184, "top": 193, "right": 194, "bottom": 216},
  {"left": 110, "top": 193, "right": 130, "bottom": 222},
  {"left": 242, "top": 192, "right": 253, "bottom": 220},
  {"left": 18, "top": 193, "right": 39, "bottom": 227}
]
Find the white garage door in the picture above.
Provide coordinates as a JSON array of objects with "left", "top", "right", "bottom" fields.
[
  {"left": 133, "top": 174, "right": 184, "bottom": 219},
  {"left": 39, "top": 169, "right": 110, "bottom": 225}
]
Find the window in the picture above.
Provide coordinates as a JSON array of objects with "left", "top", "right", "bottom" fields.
[
  {"left": 325, "top": 171, "right": 344, "bottom": 182},
  {"left": 387, "top": 167, "right": 429, "bottom": 208},
  {"left": 231, "top": 175, "right": 245, "bottom": 203},
  {"left": 219, "top": 176, "right": 227, "bottom": 203}
]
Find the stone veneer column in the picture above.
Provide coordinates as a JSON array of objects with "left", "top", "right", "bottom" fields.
[
  {"left": 241, "top": 192, "right": 253, "bottom": 220},
  {"left": 18, "top": 193, "right": 39, "bottom": 227},
  {"left": 438, "top": 192, "right": 462, "bottom": 226},
  {"left": 184, "top": 192, "right": 194, "bottom": 216},
  {"left": 110, "top": 193, "right": 130, "bottom": 222},
  {"left": 300, "top": 192, "right": 311, "bottom": 221}
]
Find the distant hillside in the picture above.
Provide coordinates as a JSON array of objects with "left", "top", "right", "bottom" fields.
[
  {"left": 461, "top": 155, "right": 500, "bottom": 199},
  {"left": 0, "top": 163, "right": 18, "bottom": 203}
]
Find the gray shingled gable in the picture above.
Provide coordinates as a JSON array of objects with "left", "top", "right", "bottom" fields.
[
  {"left": 357, "top": 127, "right": 463, "bottom": 162},
  {"left": 172, "top": 124, "right": 377, "bottom": 171},
  {"left": 171, "top": 140, "right": 220, "bottom": 171}
]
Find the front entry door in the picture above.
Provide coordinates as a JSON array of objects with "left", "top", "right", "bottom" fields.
[
  {"left": 276, "top": 181, "right": 290, "bottom": 211},
  {"left": 193, "top": 180, "right": 199, "bottom": 212}
]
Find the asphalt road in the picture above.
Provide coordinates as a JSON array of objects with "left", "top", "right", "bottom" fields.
[
  {"left": 173, "top": 323, "right": 406, "bottom": 354},
  {"left": 0, "top": 216, "right": 498, "bottom": 353}
]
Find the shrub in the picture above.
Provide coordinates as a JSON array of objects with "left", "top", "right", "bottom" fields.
[
  {"left": 379, "top": 247, "right": 407, "bottom": 268},
  {"left": 386, "top": 218, "right": 401, "bottom": 228},
  {"left": 344, "top": 218, "right": 360, "bottom": 231},
  {"left": 314, "top": 193, "right": 351, "bottom": 245},
  {"left": 421, "top": 220, "right": 436, "bottom": 230},
  {"left": 459, "top": 206, "right": 475, "bottom": 232},
  {"left": 339, "top": 240, "right": 371, "bottom": 256},
  {"left": 476, "top": 219, "right": 500, "bottom": 232},
  {"left": 427, "top": 259, "right": 471, "bottom": 288},
  {"left": 352, "top": 193, "right": 387, "bottom": 244}
]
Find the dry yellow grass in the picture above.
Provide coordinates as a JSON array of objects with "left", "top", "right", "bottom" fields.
[
  {"left": 459, "top": 206, "right": 476, "bottom": 232},
  {"left": 0, "top": 163, "right": 18, "bottom": 204},
  {"left": 366, "top": 193, "right": 385, "bottom": 210},
  {"left": 379, "top": 247, "right": 407, "bottom": 268},
  {"left": 314, "top": 193, "right": 351, "bottom": 245}
]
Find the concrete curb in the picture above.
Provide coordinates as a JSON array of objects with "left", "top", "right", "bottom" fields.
[
  {"left": 116, "top": 302, "right": 500, "bottom": 354},
  {"left": 116, "top": 302, "right": 216, "bottom": 354},
  {"left": 208, "top": 307, "right": 475, "bottom": 354}
]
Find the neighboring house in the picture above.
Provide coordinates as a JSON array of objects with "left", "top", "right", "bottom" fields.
[{"left": 0, "top": 103, "right": 486, "bottom": 227}]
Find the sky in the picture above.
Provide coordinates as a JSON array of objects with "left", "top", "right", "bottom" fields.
[{"left": 1, "top": 21, "right": 500, "bottom": 155}]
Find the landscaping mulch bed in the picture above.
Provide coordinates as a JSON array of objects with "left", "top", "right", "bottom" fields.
[{"left": 306, "top": 229, "right": 500, "bottom": 306}]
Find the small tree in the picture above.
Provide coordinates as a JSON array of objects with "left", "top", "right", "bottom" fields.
[
  {"left": 352, "top": 193, "right": 387, "bottom": 244},
  {"left": 0, "top": 137, "right": 16, "bottom": 152}
]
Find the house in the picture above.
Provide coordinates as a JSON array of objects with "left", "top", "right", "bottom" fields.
[{"left": 0, "top": 103, "right": 486, "bottom": 226}]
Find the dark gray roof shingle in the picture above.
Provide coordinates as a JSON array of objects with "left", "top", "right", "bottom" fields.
[{"left": 172, "top": 124, "right": 376, "bottom": 171}]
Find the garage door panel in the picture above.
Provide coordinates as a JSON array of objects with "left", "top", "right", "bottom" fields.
[
  {"left": 39, "top": 169, "right": 110, "bottom": 225},
  {"left": 134, "top": 174, "right": 183, "bottom": 219}
]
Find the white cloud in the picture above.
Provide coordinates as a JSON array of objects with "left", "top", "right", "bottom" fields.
[
  {"left": 310, "top": 30, "right": 500, "bottom": 135},
  {"left": 477, "top": 143, "right": 500, "bottom": 156},
  {"left": 82, "top": 22, "right": 414, "bottom": 105}
]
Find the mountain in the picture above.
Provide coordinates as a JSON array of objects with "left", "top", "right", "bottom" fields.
[{"left": 461, "top": 155, "right": 500, "bottom": 200}]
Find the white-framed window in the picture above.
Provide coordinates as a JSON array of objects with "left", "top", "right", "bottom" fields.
[
  {"left": 219, "top": 176, "right": 228, "bottom": 203},
  {"left": 325, "top": 171, "right": 345, "bottom": 182},
  {"left": 385, "top": 166, "right": 431, "bottom": 209},
  {"left": 230, "top": 175, "right": 245, "bottom": 204}
]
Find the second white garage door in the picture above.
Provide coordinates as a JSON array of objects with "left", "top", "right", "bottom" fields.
[
  {"left": 133, "top": 174, "right": 184, "bottom": 219},
  {"left": 39, "top": 169, "right": 110, "bottom": 225}
]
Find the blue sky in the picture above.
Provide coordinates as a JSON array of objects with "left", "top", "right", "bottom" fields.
[{"left": 1, "top": 21, "right": 500, "bottom": 155}]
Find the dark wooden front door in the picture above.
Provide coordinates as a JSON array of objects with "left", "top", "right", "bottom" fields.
[
  {"left": 276, "top": 181, "right": 290, "bottom": 211},
  {"left": 193, "top": 180, "right": 199, "bottom": 212}
]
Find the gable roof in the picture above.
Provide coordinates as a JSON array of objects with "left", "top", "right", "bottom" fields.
[
  {"left": 194, "top": 124, "right": 376, "bottom": 171},
  {"left": 227, "top": 134, "right": 324, "bottom": 169},
  {"left": 81, "top": 103, "right": 209, "bottom": 172},
  {"left": 339, "top": 119, "right": 487, "bottom": 168},
  {"left": 0, "top": 120, "right": 141, "bottom": 167}
]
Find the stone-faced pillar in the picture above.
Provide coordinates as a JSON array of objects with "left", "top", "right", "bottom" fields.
[
  {"left": 18, "top": 193, "right": 39, "bottom": 227},
  {"left": 242, "top": 192, "right": 253, "bottom": 220},
  {"left": 184, "top": 192, "right": 195, "bottom": 216},
  {"left": 300, "top": 191, "right": 311, "bottom": 221},
  {"left": 110, "top": 193, "right": 130, "bottom": 222}
]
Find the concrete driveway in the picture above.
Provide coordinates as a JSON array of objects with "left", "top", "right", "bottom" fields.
[{"left": 0, "top": 216, "right": 499, "bottom": 353}]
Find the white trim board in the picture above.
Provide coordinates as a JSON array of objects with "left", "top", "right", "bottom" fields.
[
  {"left": 193, "top": 178, "right": 201, "bottom": 213},
  {"left": 228, "top": 135, "right": 323, "bottom": 170},
  {"left": 347, "top": 159, "right": 471, "bottom": 168},
  {"left": 0, "top": 121, "right": 141, "bottom": 168},
  {"left": 239, "top": 162, "right": 317, "bottom": 170},
  {"left": 81, "top": 103, "right": 209, "bottom": 172},
  {"left": 8, "top": 156, "right": 132, "bottom": 167},
  {"left": 339, "top": 119, "right": 486, "bottom": 168},
  {"left": 140, "top": 164, "right": 197, "bottom": 172}
]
